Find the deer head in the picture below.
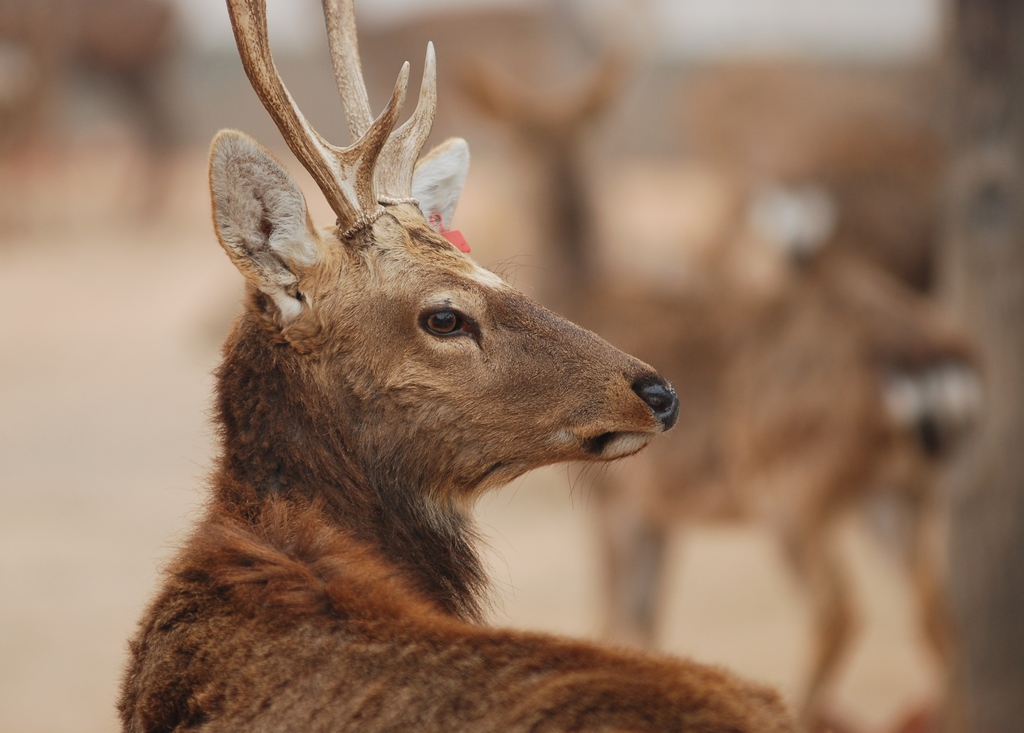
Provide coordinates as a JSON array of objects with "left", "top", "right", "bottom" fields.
[{"left": 209, "top": 0, "right": 678, "bottom": 510}]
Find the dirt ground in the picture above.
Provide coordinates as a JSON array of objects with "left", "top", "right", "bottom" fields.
[{"left": 0, "top": 147, "right": 939, "bottom": 733}]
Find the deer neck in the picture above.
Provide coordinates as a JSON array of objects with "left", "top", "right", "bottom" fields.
[
  {"left": 209, "top": 315, "right": 490, "bottom": 623},
  {"left": 534, "top": 140, "right": 594, "bottom": 318}
]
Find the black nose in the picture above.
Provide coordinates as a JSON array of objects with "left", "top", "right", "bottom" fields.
[{"left": 632, "top": 375, "right": 679, "bottom": 430}]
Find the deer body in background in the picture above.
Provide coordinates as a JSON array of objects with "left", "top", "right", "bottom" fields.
[
  {"left": 589, "top": 255, "right": 976, "bottom": 681},
  {"left": 0, "top": 0, "right": 176, "bottom": 153},
  {"left": 118, "top": 1, "right": 795, "bottom": 731},
  {"left": 686, "top": 62, "right": 946, "bottom": 293},
  {"left": 464, "top": 58, "right": 980, "bottom": 728}
]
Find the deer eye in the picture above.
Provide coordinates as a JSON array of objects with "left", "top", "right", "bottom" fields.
[{"left": 421, "top": 309, "right": 464, "bottom": 336}]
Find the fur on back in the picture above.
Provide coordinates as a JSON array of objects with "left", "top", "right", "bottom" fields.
[{"left": 120, "top": 496, "right": 792, "bottom": 733}]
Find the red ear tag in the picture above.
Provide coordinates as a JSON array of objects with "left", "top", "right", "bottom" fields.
[
  {"left": 429, "top": 212, "right": 471, "bottom": 253},
  {"left": 442, "top": 229, "right": 470, "bottom": 253}
]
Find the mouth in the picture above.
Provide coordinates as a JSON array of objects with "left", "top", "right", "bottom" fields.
[{"left": 581, "top": 431, "right": 655, "bottom": 460}]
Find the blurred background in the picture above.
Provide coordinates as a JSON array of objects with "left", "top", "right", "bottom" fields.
[{"left": 0, "top": 1, "right": 1021, "bottom": 732}]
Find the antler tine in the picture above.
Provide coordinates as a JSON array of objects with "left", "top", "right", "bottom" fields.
[
  {"left": 350, "top": 62, "right": 409, "bottom": 210},
  {"left": 322, "top": 0, "right": 373, "bottom": 143},
  {"left": 462, "top": 52, "right": 628, "bottom": 137},
  {"left": 225, "top": 0, "right": 357, "bottom": 224},
  {"left": 376, "top": 42, "right": 438, "bottom": 198},
  {"left": 226, "top": 0, "right": 410, "bottom": 227},
  {"left": 460, "top": 59, "right": 546, "bottom": 129}
]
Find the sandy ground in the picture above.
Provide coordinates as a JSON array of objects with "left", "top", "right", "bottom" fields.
[{"left": 0, "top": 147, "right": 939, "bottom": 733}]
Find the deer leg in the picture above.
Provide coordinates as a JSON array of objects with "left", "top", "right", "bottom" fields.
[
  {"left": 907, "top": 494, "right": 954, "bottom": 668},
  {"left": 903, "top": 490, "right": 969, "bottom": 733},
  {"left": 782, "top": 524, "right": 856, "bottom": 725},
  {"left": 593, "top": 473, "right": 669, "bottom": 648}
]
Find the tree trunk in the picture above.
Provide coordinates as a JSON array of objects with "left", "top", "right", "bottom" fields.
[{"left": 944, "top": 1, "right": 1024, "bottom": 731}]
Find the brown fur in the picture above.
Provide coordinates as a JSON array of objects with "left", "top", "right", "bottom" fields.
[
  {"left": 119, "top": 198, "right": 794, "bottom": 732},
  {"left": 118, "top": 3, "right": 795, "bottom": 727},
  {"left": 122, "top": 497, "right": 790, "bottom": 732}
]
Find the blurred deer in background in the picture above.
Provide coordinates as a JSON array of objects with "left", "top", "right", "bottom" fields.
[
  {"left": 462, "top": 54, "right": 627, "bottom": 318},
  {"left": 0, "top": 0, "right": 176, "bottom": 156},
  {"left": 687, "top": 62, "right": 945, "bottom": 293},
  {"left": 464, "top": 55, "right": 981, "bottom": 729},
  {"left": 119, "top": 1, "right": 796, "bottom": 731}
]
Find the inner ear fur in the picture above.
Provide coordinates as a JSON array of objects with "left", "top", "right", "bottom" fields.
[
  {"left": 412, "top": 137, "right": 470, "bottom": 232},
  {"left": 209, "top": 130, "right": 321, "bottom": 324}
]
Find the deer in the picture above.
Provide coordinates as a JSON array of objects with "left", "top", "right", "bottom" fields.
[
  {"left": 117, "top": 1, "right": 796, "bottom": 731},
  {"left": 0, "top": 0, "right": 176, "bottom": 144},
  {"left": 684, "top": 61, "right": 945, "bottom": 293},
  {"left": 0, "top": 0, "right": 177, "bottom": 213},
  {"left": 462, "top": 55, "right": 981, "bottom": 731}
]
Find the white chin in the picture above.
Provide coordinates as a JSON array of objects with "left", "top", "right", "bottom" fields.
[{"left": 600, "top": 431, "right": 654, "bottom": 459}]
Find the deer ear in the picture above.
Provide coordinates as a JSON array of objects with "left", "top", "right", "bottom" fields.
[
  {"left": 413, "top": 137, "right": 470, "bottom": 232},
  {"left": 209, "top": 130, "right": 320, "bottom": 323}
]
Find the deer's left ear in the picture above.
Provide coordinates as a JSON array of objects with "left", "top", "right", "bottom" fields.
[{"left": 413, "top": 137, "right": 470, "bottom": 232}]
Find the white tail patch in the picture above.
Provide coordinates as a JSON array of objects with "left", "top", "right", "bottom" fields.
[
  {"left": 883, "top": 363, "right": 983, "bottom": 434},
  {"left": 749, "top": 183, "right": 837, "bottom": 263}
]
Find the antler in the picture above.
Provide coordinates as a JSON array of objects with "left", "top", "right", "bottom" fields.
[
  {"left": 462, "top": 52, "right": 627, "bottom": 139},
  {"left": 225, "top": 0, "right": 437, "bottom": 229}
]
